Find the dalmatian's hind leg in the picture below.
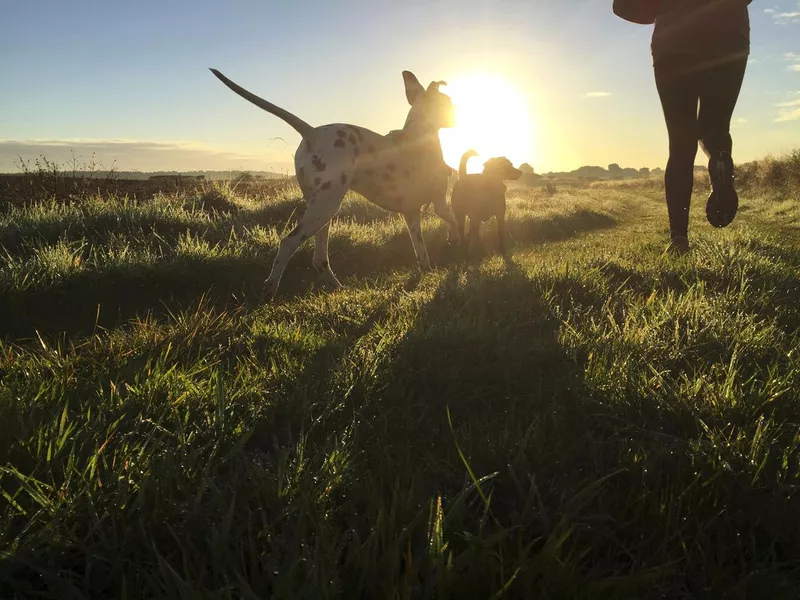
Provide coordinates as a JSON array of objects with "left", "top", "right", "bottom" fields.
[
  {"left": 403, "top": 212, "right": 432, "bottom": 271},
  {"left": 313, "top": 222, "right": 343, "bottom": 291},
  {"left": 264, "top": 186, "right": 346, "bottom": 299},
  {"left": 433, "top": 195, "right": 461, "bottom": 245}
]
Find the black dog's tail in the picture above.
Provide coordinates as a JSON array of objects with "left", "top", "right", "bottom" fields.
[{"left": 459, "top": 149, "right": 478, "bottom": 178}]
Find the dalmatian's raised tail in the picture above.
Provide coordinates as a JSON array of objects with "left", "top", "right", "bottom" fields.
[{"left": 209, "top": 68, "right": 316, "bottom": 142}]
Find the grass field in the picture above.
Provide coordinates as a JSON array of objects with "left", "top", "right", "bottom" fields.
[{"left": 1, "top": 155, "right": 799, "bottom": 598}]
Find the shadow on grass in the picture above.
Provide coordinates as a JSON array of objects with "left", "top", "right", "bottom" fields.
[
  {"left": 2, "top": 249, "right": 799, "bottom": 598},
  {"left": 0, "top": 256, "right": 270, "bottom": 341},
  {"left": 509, "top": 208, "right": 618, "bottom": 246},
  {"left": 321, "top": 257, "right": 800, "bottom": 597},
  {"left": 1, "top": 208, "right": 621, "bottom": 343}
]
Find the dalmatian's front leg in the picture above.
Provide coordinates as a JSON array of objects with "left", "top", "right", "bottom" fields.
[{"left": 403, "top": 212, "right": 432, "bottom": 271}]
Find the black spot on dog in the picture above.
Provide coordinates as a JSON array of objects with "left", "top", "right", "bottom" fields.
[
  {"left": 347, "top": 125, "right": 363, "bottom": 142},
  {"left": 336, "top": 130, "right": 347, "bottom": 138},
  {"left": 348, "top": 134, "right": 357, "bottom": 145},
  {"left": 340, "top": 173, "right": 348, "bottom": 185},
  {"left": 334, "top": 139, "right": 346, "bottom": 148},
  {"left": 321, "top": 181, "right": 332, "bottom": 190},
  {"left": 312, "top": 156, "right": 327, "bottom": 171}
]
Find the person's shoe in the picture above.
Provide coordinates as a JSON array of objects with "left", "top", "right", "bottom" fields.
[
  {"left": 664, "top": 235, "right": 690, "bottom": 256},
  {"left": 706, "top": 152, "right": 739, "bottom": 228}
]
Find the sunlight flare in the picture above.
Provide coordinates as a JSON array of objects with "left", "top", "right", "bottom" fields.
[{"left": 439, "top": 73, "right": 534, "bottom": 174}]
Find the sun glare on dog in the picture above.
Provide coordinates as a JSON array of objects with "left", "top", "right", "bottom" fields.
[{"left": 439, "top": 73, "right": 533, "bottom": 174}]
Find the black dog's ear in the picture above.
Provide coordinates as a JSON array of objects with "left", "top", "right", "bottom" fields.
[
  {"left": 482, "top": 158, "right": 504, "bottom": 175},
  {"left": 403, "top": 71, "right": 425, "bottom": 105}
]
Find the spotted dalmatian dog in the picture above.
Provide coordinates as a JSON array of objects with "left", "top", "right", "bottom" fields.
[{"left": 210, "top": 68, "right": 460, "bottom": 299}]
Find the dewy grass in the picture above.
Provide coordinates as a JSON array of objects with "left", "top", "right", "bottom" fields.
[{"left": 1, "top": 162, "right": 799, "bottom": 598}]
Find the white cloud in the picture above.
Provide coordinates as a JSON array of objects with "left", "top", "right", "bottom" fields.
[
  {"left": 783, "top": 52, "right": 800, "bottom": 72},
  {"left": 774, "top": 11, "right": 800, "bottom": 23},
  {"left": 771, "top": 2, "right": 800, "bottom": 23},
  {"left": 776, "top": 107, "right": 800, "bottom": 122},
  {"left": 775, "top": 95, "right": 800, "bottom": 122},
  {"left": 585, "top": 91, "right": 612, "bottom": 98}
]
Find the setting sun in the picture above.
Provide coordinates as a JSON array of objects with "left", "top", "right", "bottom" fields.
[{"left": 439, "top": 72, "right": 534, "bottom": 174}]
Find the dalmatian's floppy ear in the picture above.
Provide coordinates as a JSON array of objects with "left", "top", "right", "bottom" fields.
[
  {"left": 427, "top": 80, "right": 448, "bottom": 92},
  {"left": 402, "top": 71, "right": 425, "bottom": 105}
]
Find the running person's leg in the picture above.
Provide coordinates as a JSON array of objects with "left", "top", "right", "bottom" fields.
[
  {"left": 655, "top": 61, "right": 701, "bottom": 252},
  {"left": 697, "top": 57, "right": 748, "bottom": 228}
]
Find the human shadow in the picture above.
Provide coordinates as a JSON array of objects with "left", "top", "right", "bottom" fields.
[{"left": 320, "top": 254, "right": 800, "bottom": 597}]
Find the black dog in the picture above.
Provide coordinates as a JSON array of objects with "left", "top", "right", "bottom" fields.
[{"left": 450, "top": 149, "right": 522, "bottom": 255}]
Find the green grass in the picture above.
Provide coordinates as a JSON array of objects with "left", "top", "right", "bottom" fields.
[{"left": 1, "top": 168, "right": 799, "bottom": 599}]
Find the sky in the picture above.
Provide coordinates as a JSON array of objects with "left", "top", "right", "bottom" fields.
[{"left": 1, "top": 0, "right": 799, "bottom": 175}]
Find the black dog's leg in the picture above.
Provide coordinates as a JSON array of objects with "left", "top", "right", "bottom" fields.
[
  {"left": 453, "top": 210, "right": 469, "bottom": 260},
  {"left": 496, "top": 213, "right": 507, "bottom": 255},
  {"left": 466, "top": 217, "right": 482, "bottom": 258},
  {"left": 455, "top": 210, "right": 467, "bottom": 247}
]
